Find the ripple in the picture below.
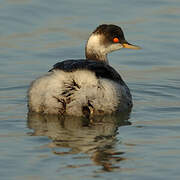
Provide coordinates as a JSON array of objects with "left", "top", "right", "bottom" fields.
[{"left": 0, "top": 85, "right": 28, "bottom": 92}]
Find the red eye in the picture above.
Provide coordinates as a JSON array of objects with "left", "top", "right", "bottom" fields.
[{"left": 113, "top": 37, "right": 119, "bottom": 43}]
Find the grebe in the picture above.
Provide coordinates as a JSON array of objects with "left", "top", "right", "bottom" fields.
[{"left": 28, "top": 24, "right": 140, "bottom": 117}]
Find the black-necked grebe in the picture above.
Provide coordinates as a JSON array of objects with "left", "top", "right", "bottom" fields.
[{"left": 28, "top": 24, "right": 140, "bottom": 117}]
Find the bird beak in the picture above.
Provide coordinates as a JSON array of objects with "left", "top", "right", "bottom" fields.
[{"left": 122, "top": 42, "right": 141, "bottom": 50}]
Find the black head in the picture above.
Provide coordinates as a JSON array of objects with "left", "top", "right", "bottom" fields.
[{"left": 93, "top": 24, "right": 127, "bottom": 44}]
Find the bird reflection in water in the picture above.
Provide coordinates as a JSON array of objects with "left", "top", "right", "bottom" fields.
[{"left": 27, "top": 112, "right": 131, "bottom": 172}]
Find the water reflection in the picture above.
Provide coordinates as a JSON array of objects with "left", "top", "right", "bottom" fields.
[{"left": 27, "top": 112, "right": 131, "bottom": 172}]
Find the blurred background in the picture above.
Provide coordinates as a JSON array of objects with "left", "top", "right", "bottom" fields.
[{"left": 0, "top": 0, "right": 180, "bottom": 179}]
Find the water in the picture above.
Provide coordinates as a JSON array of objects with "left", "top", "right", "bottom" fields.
[{"left": 0, "top": 0, "right": 180, "bottom": 179}]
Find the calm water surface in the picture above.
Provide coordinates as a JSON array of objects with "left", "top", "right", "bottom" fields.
[{"left": 0, "top": 0, "right": 180, "bottom": 179}]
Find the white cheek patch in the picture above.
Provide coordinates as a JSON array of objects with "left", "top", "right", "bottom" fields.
[
  {"left": 105, "top": 43, "right": 123, "bottom": 53},
  {"left": 87, "top": 34, "right": 123, "bottom": 54},
  {"left": 86, "top": 34, "right": 102, "bottom": 52}
]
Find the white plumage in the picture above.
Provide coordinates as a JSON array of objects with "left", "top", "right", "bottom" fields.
[{"left": 28, "top": 69, "right": 130, "bottom": 116}]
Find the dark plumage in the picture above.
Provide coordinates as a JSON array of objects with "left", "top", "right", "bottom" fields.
[
  {"left": 49, "top": 59, "right": 125, "bottom": 85},
  {"left": 92, "top": 24, "right": 127, "bottom": 44}
]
